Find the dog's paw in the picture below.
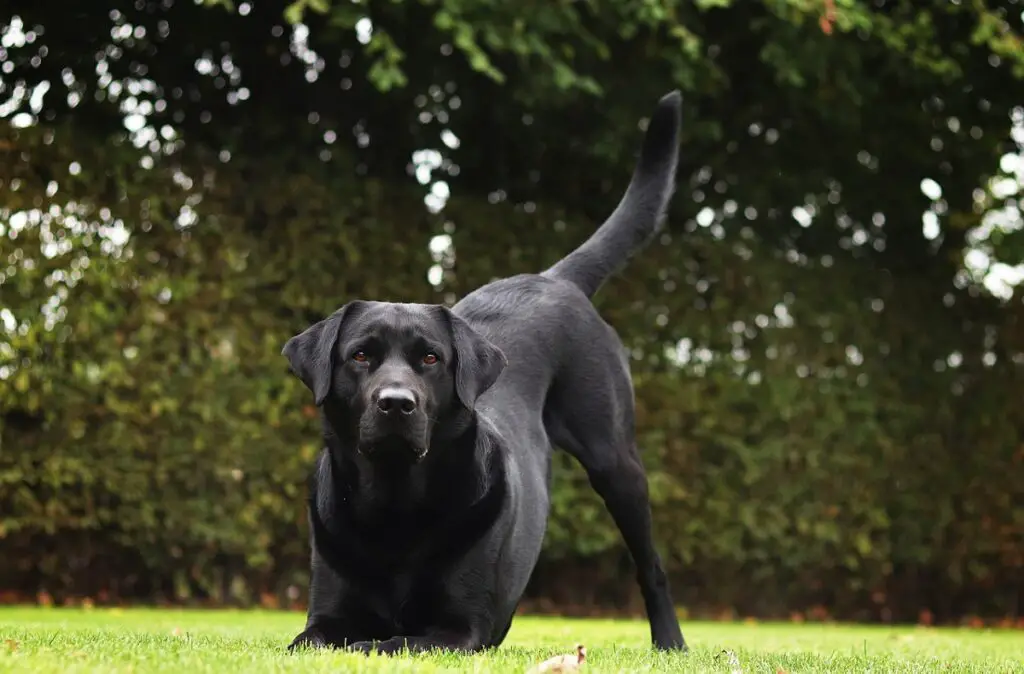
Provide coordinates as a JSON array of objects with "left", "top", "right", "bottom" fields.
[
  {"left": 287, "top": 629, "right": 328, "bottom": 652},
  {"left": 347, "top": 638, "right": 409, "bottom": 656},
  {"left": 372, "top": 638, "right": 411, "bottom": 655},
  {"left": 346, "top": 640, "right": 377, "bottom": 655},
  {"left": 654, "top": 636, "right": 688, "bottom": 652}
]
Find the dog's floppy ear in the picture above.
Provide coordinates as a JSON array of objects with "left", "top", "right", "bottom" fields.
[
  {"left": 282, "top": 302, "right": 361, "bottom": 406},
  {"left": 443, "top": 309, "right": 507, "bottom": 411}
]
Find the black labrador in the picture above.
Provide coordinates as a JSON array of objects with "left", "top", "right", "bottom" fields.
[{"left": 282, "top": 91, "right": 686, "bottom": 655}]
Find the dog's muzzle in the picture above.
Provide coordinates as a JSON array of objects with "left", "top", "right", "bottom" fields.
[{"left": 358, "top": 386, "right": 431, "bottom": 461}]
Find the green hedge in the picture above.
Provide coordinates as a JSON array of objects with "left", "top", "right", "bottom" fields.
[{"left": 1, "top": 124, "right": 1022, "bottom": 622}]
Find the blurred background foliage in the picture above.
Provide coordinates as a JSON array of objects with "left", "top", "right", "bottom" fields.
[{"left": 1, "top": 0, "right": 1023, "bottom": 622}]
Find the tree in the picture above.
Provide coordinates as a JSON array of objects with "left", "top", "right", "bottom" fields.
[{"left": 1, "top": 1, "right": 1022, "bottom": 618}]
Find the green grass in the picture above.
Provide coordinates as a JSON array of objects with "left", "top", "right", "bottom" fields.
[{"left": 0, "top": 607, "right": 1020, "bottom": 673}]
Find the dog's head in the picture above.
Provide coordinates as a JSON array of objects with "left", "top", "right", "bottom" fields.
[{"left": 282, "top": 301, "right": 506, "bottom": 464}]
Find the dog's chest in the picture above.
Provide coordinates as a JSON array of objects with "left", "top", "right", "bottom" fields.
[{"left": 360, "top": 571, "right": 431, "bottom": 630}]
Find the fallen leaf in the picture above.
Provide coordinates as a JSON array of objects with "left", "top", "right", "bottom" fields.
[
  {"left": 4, "top": 639, "right": 17, "bottom": 652},
  {"left": 716, "top": 649, "right": 743, "bottom": 674},
  {"left": 526, "top": 644, "right": 586, "bottom": 673}
]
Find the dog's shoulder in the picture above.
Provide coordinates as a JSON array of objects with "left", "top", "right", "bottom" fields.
[{"left": 454, "top": 273, "right": 595, "bottom": 331}]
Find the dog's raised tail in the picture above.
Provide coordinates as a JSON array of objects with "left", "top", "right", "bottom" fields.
[{"left": 542, "top": 90, "right": 682, "bottom": 299}]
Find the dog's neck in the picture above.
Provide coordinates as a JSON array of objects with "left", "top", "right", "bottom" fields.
[
  {"left": 311, "top": 411, "right": 507, "bottom": 575},
  {"left": 323, "top": 409, "right": 491, "bottom": 528}
]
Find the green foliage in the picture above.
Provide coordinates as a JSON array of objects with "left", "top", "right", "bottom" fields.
[
  {"left": 276, "top": 0, "right": 1024, "bottom": 98},
  {"left": 2, "top": 0, "right": 1023, "bottom": 620}
]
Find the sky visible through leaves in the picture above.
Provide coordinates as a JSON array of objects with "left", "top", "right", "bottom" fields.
[{"left": 1, "top": 7, "right": 1023, "bottom": 385}]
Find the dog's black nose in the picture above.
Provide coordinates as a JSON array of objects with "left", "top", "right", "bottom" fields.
[{"left": 376, "top": 387, "right": 417, "bottom": 415}]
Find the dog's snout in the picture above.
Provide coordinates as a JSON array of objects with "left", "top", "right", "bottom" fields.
[{"left": 375, "top": 387, "right": 417, "bottom": 415}]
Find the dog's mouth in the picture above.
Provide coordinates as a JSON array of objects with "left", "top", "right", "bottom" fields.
[
  {"left": 357, "top": 434, "right": 429, "bottom": 464},
  {"left": 357, "top": 408, "right": 432, "bottom": 464}
]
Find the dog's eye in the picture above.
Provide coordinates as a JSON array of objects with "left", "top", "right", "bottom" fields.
[
  {"left": 352, "top": 351, "right": 368, "bottom": 363},
  {"left": 422, "top": 353, "right": 439, "bottom": 365}
]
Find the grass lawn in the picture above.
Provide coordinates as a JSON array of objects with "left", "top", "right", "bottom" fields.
[{"left": 0, "top": 607, "right": 1020, "bottom": 673}]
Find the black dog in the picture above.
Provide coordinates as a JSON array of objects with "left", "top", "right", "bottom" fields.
[{"left": 282, "top": 91, "right": 686, "bottom": 655}]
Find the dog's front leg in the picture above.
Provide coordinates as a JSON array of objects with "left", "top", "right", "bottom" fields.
[
  {"left": 347, "top": 630, "right": 484, "bottom": 656},
  {"left": 288, "top": 616, "right": 367, "bottom": 651},
  {"left": 289, "top": 536, "right": 369, "bottom": 651}
]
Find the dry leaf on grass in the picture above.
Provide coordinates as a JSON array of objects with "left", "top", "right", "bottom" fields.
[
  {"left": 525, "top": 644, "right": 586, "bottom": 673},
  {"left": 4, "top": 639, "right": 17, "bottom": 652},
  {"left": 716, "top": 649, "right": 743, "bottom": 674}
]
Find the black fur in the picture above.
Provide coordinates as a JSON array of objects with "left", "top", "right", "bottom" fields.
[
  {"left": 542, "top": 91, "right": 681, "bottom": 297},
  {"left": 282, "top": 91, "right": 686, "bottom": 655}
]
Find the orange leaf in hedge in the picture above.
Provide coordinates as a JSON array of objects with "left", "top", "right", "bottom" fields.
[{"left": 819, "top": 0, "right": 836, "bottom": 35}]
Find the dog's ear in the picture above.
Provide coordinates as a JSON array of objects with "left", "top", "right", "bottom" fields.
[
  {"left": 444, "top": 309, "right": 508, "bottom": 411},
  {"left": 282, "top": 302, "right": 361, "bottom": 406}
]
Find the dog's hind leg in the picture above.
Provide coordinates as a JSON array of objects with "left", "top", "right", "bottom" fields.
[{"left": 543, "top": 350, "right": 686, "bottom": 651}]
